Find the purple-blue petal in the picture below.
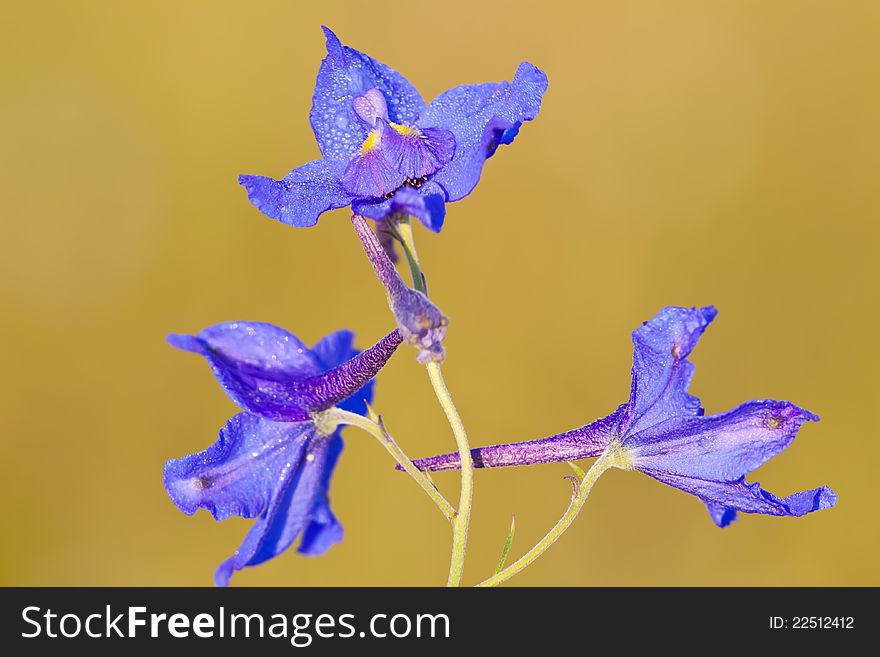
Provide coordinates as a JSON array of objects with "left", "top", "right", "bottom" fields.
[
  {"left": 352, "top": 182, "right": 447, "bottom": 232},
  {"left": 705, "top": 502, "right": 738, "bottom": 528},
  {"left": 310, "top": 27, "right": 425, "bottom": 161},
  {"left": 214, "top": 428, "right": 340, "bottom": 586},
  {"left": 298, "top": 433, "right": 344, "bottom": 556},
  {"left": 618, "top": 306, "right": 717, "bottom": 437},
  {"left": 418, "top": 62, "right": 548, "bottom": 201},
  {"left": 312, "top": 329, "right": 358, "bottom": 370},
  {"left": 641, "top": 470, "right": 837, "bottom": 527},
  {"left": 168, "top": 322, "right": 321, "bottom": 422},
  {"left": 163, "top": 413, "right": 311, "bottom": 522},
  {"left": 238, "top": 159, "right": 353, "bottom": 228},
  {"left": 628, "top": 400, "right": 820, "bottom": 481}
]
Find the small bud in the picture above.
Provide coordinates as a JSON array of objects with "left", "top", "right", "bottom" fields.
[{"left": 390, "top": 286, "right": 449, "bottom": 363}]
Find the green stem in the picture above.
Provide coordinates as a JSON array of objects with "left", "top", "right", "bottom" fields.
[
  {"left": 476, "top": 448, "right": 616, "bottom": 587},
  {"left": 396, "top": 217, "right": 474, "bottom": 587},
  {"left": 320, "top": 407, "right": 455, "bottom": 522},
  {"left": 395, "top": 217, "right": 426, "bottom": 294},
  {"left": 426, "top": 361, "right": 474, "bottom": 587}
]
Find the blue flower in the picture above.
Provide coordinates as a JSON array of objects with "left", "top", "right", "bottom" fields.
[
  {"left": 164, "top": 323, "right": 403, "bottom": 584},
  {"left": 239, "top": 27, "right": 548, "bottom": 233},
  {"left": 410, "top": 307, "right": 837, "bottom": 527}
]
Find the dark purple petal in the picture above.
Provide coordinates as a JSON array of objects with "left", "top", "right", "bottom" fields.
[
  {"left": 298, "top": 434, "right": 344, "bottom": 556},
  {"left": 628, "top": 400, "right": 820, "bottom": 481},
  {"left": 310, "top": 27, "right": 425, "bottom": 161},
  {"left": 353, "top": 182, "right": 447, "bottom": 232},
  {"left": 340, "top": 133, "right": 406, "bottom": 198},
  {"left": 169, "top": 323, "right": 401, "bottom": 421},
  {"left": 168, "top": 322, "right": 322, "bottom": 422},
  {"left": 407, "top": 406, "right": 625, "bottom": 472},
  {"left": 618, "top": 306, "right": 717, "bottom": 437},
  {"left": 641, "top": 469, "right": 837, "bottom": 527},
  {"left": 214, "top": 429, "right": 340, "bottom": 586},
  {"left": 418, "top": 62, "right": 548, "bottom": 201},
  {"left": 238, "top": 159, "right": 353, "bottom": 227},
  {"left": 381, "top": 124, "right": 455, "bottom": 180},
  {"left": 163, "top": 413, "right": 311, "bottom": 521}
]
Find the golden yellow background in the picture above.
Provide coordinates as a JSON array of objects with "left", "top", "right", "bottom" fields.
[{"left": 2, "top": 0, "right": 877, "bottom": 586}]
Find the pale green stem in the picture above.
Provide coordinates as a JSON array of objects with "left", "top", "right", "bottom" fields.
[
  {"left": 397, "top": 218, "right": 475, "bottom": 587},
  {"left": 426, "top": 361, "right": 475, "bottom": 587},
  {"left": 476, "top": 446, "right": 618, "bottom": 587},
  {"left": 395, "top": 218, "right": 426, "bottom": 295},
  {"left": 319, "top": 407, "right": 455, "bottom": 522}
]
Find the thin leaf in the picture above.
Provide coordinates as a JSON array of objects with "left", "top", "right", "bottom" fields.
[
  {"left": 566, "top": 461, "right": 586, "bottom": 480},
  {"left": 494, "top": 515, "right": 517, "bottom": 575},
  {"left": 364, "top": 401, "right": 381, "bottom": 424}
]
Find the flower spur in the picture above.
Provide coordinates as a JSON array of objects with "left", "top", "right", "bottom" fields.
[{"left": 409, "top": 306, "right": 837, "bottom": 526}]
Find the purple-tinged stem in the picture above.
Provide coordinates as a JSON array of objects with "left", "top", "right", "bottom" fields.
[
  {"left": 350, "top": 213, "right": 448, "bottom": 363},
  {"left": 403, "top": 408, "right": 624, "bottom": 472},
  {"left": 406, "top": 429, "right": 607, "bottom": 472},
  {"left": 351, "top": 213, "right": 408, "bottom": 298}
]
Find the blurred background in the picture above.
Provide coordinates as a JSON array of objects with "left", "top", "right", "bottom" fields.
[{"left": 1, "top": 0, "right": 877, "bottom": 586}]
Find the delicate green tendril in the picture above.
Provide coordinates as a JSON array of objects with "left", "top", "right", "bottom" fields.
[{"left": 477, "top": 444, "right": 623, "bottom": 587}]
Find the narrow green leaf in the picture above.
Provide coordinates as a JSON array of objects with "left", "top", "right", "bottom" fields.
[
  {"left": 364, "top": 401, "right": 381, "bottom": 424},
  {"left": 494, "top": 515, "right": 517, "bottom": 575},
  {"left": 566, "top": 461, "right": 586, "bottom": 480}
]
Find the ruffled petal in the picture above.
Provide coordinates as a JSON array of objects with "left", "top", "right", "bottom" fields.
[
  {"left": 381, "top": 124, "right": 455, "bottom": 180},
  {"left": 408, "top": 405, "right": 625, "bottom": 472},
  {"left": 618, "top": 306, "right": 717, "bottom": 437},
  {"left": 163, "top": 413, "right": 311, "bottom": 521},
  {"left": 340, "top": 131, "right": 406, "bottom": 198},
  {"left": 238, "top": 159, "right": 353, "bottom": 227},
  {"left": 628, "top": 400, "right": 820, "bottom": 481},
  {"left": 352, "top": 182, "right": 447, "bottom": 232},
  {"left": 214, "top": 430, "right": 340, "bottom": 586},
  {"left": 418, "top": 62, "right": 548, "bottom": 201},
  {"left": 642, "top": 469, "right": 837, "bottom": 527},
  {"left": 298, "top": 434, "right": 345, "bottom": 556},
  {"left": 311, "top": 330, "right": 375, "bottom": 416},
  {"left": 310, "top": 27, "right": 425, "bottom": 160},
  {"left": 168, "top": 322, "right": 322, "bottom": 421}
]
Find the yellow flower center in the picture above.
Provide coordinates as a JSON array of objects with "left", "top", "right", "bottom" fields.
[
  {"left": 360, "top": 128, "right": 382, "bottom": 154},
  {"left": 389, "top": 122, "right": 419, "bottom": 137}
]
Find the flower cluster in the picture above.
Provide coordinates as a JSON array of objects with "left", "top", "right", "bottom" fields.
[
  {"left": 165, "top": 27, "right": 835, "bottom": 586},
  {"left": 238, "top": 27, "right": 547, "bottom": 233}
]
